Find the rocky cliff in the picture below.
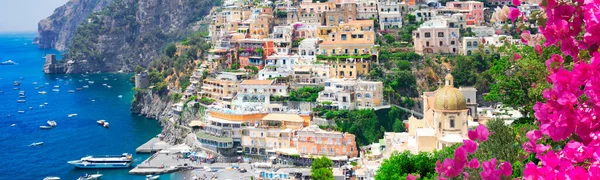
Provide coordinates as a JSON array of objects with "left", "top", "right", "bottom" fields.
[
  {"left": 132, "top": 90, "right": 202, "bottom": 144},
  {"left": 36, "top": 0, "right": 114, "bottom": 50},
  {"left": 45, "top": 0, "right": 217, "bottom": 74}
]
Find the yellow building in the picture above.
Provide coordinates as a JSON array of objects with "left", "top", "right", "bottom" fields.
[
  {"left": 241, "top": 113, "right": 310, "bottom": 156},
  {"left": 328, "top": 59, "right": 370, "bottom": 79},
  {"left": 199, "top": 78, "right": 240, "bottom": 105},
  {"left": 249, "top": 14, "right": 273, "bottom": 39},
  {"left": 318, "top": 20, "right": 377, "bottom": 57}
]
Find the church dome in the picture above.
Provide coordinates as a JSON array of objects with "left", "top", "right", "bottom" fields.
[{"left": 434, "top": 74, "right": 467, "bottom": 111}]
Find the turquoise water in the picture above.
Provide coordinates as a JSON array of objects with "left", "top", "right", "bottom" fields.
[{"left": 0, "top": 33, "right": 186, "bottom": 180}]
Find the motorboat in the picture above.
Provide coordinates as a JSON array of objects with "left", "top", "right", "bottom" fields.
[
  {"left": 68, "top": 114, "right": 78, "bottom": 118},
  {"left": 88, "top": 81, "right": 95, "bottom": 84},
  {"left": 52, "top": 89, "right": 60, "bottom": 92},
  {"left": 13, "top": 87, "right": 19, "bottom": 90},
  {"left": 19, "top": 91, "right": 25, "bottom": 96},
  {"left": 146, "top": 175, "right": 160, "bottom": 180},
  {"left": 102, "top": 84, "right": 107, "bottom": 86},
  {"left": 76, "top": 88, "right": 83, "bottom": 91},
  {"left": 19, "top": 96, "right": 26, "bottom": 99},
  {"left": 44, "top": 102, "right": 49, "bottom": 105},
  {"left": 104, "top": 78, "right": 108, "bottom": 81},
  {"left": 77, "top": 174, "right": 102, "bottom": 180},
  {"left": 43, "top": 176, "right": 60, "bottom": 180},
  {"left": 40, "top": 104, "right": 45, "bottom": 107},
  {"left": 53, "top": 85, "right": 60, "bottom": 88},
  {"left": 103, "top": 122, "right": 109, "bottom": 128},
  {"left": 97, "top": 120, "right": 106, "bottom": 125},
  {"left": 47, "top": 121, "right": 57, "bottom": 127},
  {"left": 10, "top": 124, "right": 16, "bottom": 127},
  {"left": 29, "top": 142, "right": 43, "bottom": 146},
  {"left": 13, "top": 81, "right": 20, "bottom": 86},
  {"left": 39, "top": 91, "right": 47, "bottom": 94},
  {"left": 32, "top": 82, "right": 38, "bottom": 85},
  {"left": 67, "top": 153, "right": 132, "bottom": 168},
  {"left": 118, "top": 95, "right": 123, "bottom": 98},
  {"left": 68, "top": 90, "right": 75, "bottom": 93},
  {"left": 1, "top": 60, "right": 17, "bottom": 65},
  {"left": 107, "top": 86, "right": 112, "bottom": 88},
  {"left": 83, "top": 85, "right": 89, "bottom": 88},
  {"left": 17, "top": 100, "right": 26, "bottom": 103},
  {"left": 40, "top": 126, "right": 53, "bottom": 129},
  {"left": 18, "top": 111, "right": 25, "bottom": 114},
  {"left": 29, "top": 107, "right": 33, "bottom": 110}
]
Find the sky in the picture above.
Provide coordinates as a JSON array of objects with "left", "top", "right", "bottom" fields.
[{"left": 0, "top": 0, "right": 69, "bottom": 32}]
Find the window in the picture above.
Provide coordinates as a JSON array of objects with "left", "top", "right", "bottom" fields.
[
  {"left": 365, "top": 93, "right": 371, "bottom": 98},
  {"left": 363, "top": 64, "right": 367, "bottom": 68},
  {"left": 426, "top": 41, "right": 430, "bottom": 47},
  {"left": 312, "top": 146, "right": 317, "bottom": 153},
  {"left": 354, "top": 49, "right": 358, "bottom": 54},
  {"left": 416, "top": 33, "right": 420, "bottom": 38},
  {"left": 450, "top": 118, "right": 455, "bottom": 128},
  {"left": 302, "top": 146, "right": 306, "bottom": 153},
  {"left": 451, "top": 41, "right": 455, "bottom": 45},
  {"left": 438, "top": 32, "right": 444, "bottom": 37},
  {"left": 344, "top": 49, "right": 348, "bottom": 54},
  {"left": 283, "top": 60, "right": 286, "bottom": 64},
  {"left": 473, "top": 42, "right": 478, "bottom": 46},
  {"left": 357, "top": 93, "right": 362, "bottom": 97},
  {"left": 341, "top": 34, "right": 347, "bottom": 40},
  {"left": 467, "top": 42, "right": 472, "bottom": 47},
  {"left": 467, "top": 50, "right": 472, "bottom": 55},
  {"left": 425, "top": 32, "right": 431, "bottom": 38},
  {"left": 439, "top": 41, "right": 443, "bottom": 46}
]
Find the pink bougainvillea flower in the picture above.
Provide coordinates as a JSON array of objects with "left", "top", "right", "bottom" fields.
[
  {"left": 526, "top": 130, "right": 543, "bottom": 142},
  {"left": 508, "top": 8, "right": 520, "bottom": 22},
  {"left": 513, "top": 54, "right": 522, "bottom": 61},
  {"left": 406, "top": 174, "right": 417, "bottom": 180},
  {"left": 499, "top": 162, "right": 512, "bottom": 177},
  {"left": 512, "top": 0, "right": 521, "bottom": 6},
  {"left": 521, "top": 30, "right": 531, "bottom": 44},
  {"left": 468, "top": 158, "right": 480, "bottom": 169},
  {"left": 462, "top": 172, "right": 469, "bottom": 180},
  {"left": 480, "top": 158, "right": 498, "bottom": 179},
  {"left": 440, "top": 159, "right": 461, "bottom": 178},
  {"left": 462, "top": 140, "right": 477, "bottom": 154},
  {"left": 535, "top": 45, "right": 543, "bottom": 55},
  {"left": 468, "top": 124, "right": 490, "bottom": 142}
]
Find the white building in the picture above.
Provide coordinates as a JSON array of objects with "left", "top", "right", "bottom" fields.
[
  {"left": 461, "top": 35, "right": 513, "bottom": 55},
  {"left": 413, "top": 16, "right": 462, "bottom": 55},
  {"left": 270, "top": 26, "right": 294, "bottom": 55},
  {"left": 232, "top": 80, "right": 290, "bottom": 111},
  {"left": 357, "top": 0, "right": 379, "bottom": 20},
  {"left": 317, "top": 79, "right": 383, "bottom": 110},
  {"left": 413, "top": 9, "right": 436, "bottom": 22},
  {"left": 258, "top": 54, "right": 300, "bottom": 80},
  {"left": 470, "top": 26, "right": 496, "bottom": 37},
  {"left": 378, "top": 0, "right": 403, "bottom": 29},
  {"left": 298, "top": 38, "right": 319, "bottom": 63}
]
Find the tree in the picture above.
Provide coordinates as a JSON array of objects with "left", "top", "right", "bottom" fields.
[
  {"left": 383, "top": 34, "right": 396, "bottom": 44},
  {"left": 164, "top": 43, "right": 177, "bottom": 58},
  {"left": 375, "top": 151, "right": 437, "bottom": 180},
  {"left": 230, "top": 63, "right": 240, "bottom": 70},
  {"left": 244, "top": 66, "right": 259, "bottom": 74},
  {"left": 311, "top": 156, "right": 334, "bottom": 180},
  {"left": 392, "top": 119, "right": 405, "bottom": 132},
  {"left": 396, "top": 60, "right": 411, "bottom": 71},
  {"left": 135, "top": 65, "right": 145, "bottom": 73}
]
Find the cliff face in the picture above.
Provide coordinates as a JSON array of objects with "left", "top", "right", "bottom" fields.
[
  {"left": 46, "top": 0, "right": 216, "bottom": 74},
  {"left": 37, "top": 0, "right": 114, "bottom": 50}
]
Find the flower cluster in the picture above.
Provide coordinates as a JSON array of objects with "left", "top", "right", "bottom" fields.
[
  {"left": 432, "top": 125, "right": 512, "bottom": 180},
  {"left": 518, "top": 0, "right": 600, "bottom": 179}
]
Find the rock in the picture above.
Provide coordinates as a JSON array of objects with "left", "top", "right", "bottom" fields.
[{"left": 36, "top": 0, "right": 114, "bottom": 50}]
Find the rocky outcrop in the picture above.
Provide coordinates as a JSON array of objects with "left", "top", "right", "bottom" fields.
[
  {"left": 48, "top": 0, "right": 217, "bottom": 74},
  {"left": 36, "top": 0, "right": 114, "bottom": 50}
]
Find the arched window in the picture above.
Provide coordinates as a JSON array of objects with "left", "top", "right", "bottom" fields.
[
  {"left": 365, "top": 93, "right": 371, "bottom": 98},
  {"left": 301, "top": 50, "right": 306, "bottom": 55},
  {"left": 467, "top": 42, "right": 472, "bottom": 47},
  {"left": 357, "top": 93, "right": 362, "bottom": 98},
  {"left": 450, "top": 117, "right": 456, "bottom": 128},
  {"left": 467, "top": 98, "right": 471, "bottom": 103},
  {"left": 473, "top": 42, "right": 478, "bottom": 46},
  {"left": 467, "top": 50, "right": 472, "bottom": 55}
]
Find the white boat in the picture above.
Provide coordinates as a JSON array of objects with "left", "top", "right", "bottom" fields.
[
  {"left": 19, "top": 96, "right": 26, "bottom": 99},
  {"left": 97, "top": 120, "right": 105, "bottom": 125},
  {"left": 39, "top": 91, "right": 47, "bottom": 94},
  {"left": 11, "top": 124, "right": 16, "bottom": 127},
  {"left": 77, "top": 174, "right": 102, "bottom": 180},
  {"left": 52, "top": 89, "right": 60, "bottom": 92},
  {"left": 68, "top": 90, "right": 75, "bottom": 93},
  {"left": 29, "top": 107, "right": 33, "bottom": 110},
  {"left": 43, "top": 176, "right": 60, "bottom": 180},
  {"left": 44, "top": 102, "right": 49, "bottom": 105},
  {"left": 19, "top": 91, "right": 25, "bottom": 95},
  {"left": 47, "top": 121, "right": 57, "bottom": 127},
  {"left": 88, "top": 81, "right": 95, "bottom": 84},
  {"left": 18, "top": 111, "right": 25, "bottom": 114},
  {"left": 53, "top": 85, "right": 60, "bottom": 88},
  {"left": 1, "top": 60, "right": 17, "bottom": 65},
  {"left": 104, "top": 78, "right": 108, "bottom": 81},
  {"left": 17, "top": 100, "right": 26, "bottom": 103},
  {"left": 40, "top": 104, "right": 45, "bottom": 107},
  {"left": 67, "top": 153, "right": 132, "bottom": 169},
  {"left": 29, "top": 142, "right": 43, "bottom": 146},
  {"left": 102, "top": 84, "right": 107, "bottom": 86},
  {"left": 13, "top": 87, "right": 19, "bottom": 90},
  {"left": 103, "top": 122, "right": 109, "bottom": 128},
  {"left": 83, "top": 85, "right": 89, "bottom": 88},
  {"left": 45, "top": 82, "right": 49, "bottom": 85},
  {"left": 107, "top": 86, "right": 112, "bottom": 88},
  {"left": 118, "top": 95, "right": 123, "bottom": 98},
  {"left": 32, "top": 82, "right": 38, "bottom": 85},
  {"left": 68, "top": 114, "right": 78, "bottom": 118},
  {"left": 146, "top": 175, "right": 160, "bottom": 180},
  {"left": 40, "top": 126, "right": 53, "bottom": 129}
]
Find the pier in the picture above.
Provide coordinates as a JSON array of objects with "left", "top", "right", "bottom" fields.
[{"left": 135, "top": 137, "right": 171, "bottom": 153}]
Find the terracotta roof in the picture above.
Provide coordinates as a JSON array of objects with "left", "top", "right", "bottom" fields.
[{"left": 241, "top": 80, "right": 273, "bottom": 85}]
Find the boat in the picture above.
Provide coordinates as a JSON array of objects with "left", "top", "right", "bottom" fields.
[
  {"left": 14, "top": 81, "right": 20, "bottom": 86},
  {"left": 97, "top": 120, "right": 105, "bottom": 125},
  {"left": 102, "top": 84, "right": 107, "bottom": 86},
  {"left": 68, "top": 114, "right": 78, "bottom": 118},
  {"left": 47, "top": 121, "right": 57, "bottom": 127},
  {"left": 13, "top": 87, "right": 19, "bottom": 90},
  {"left": 107, "top": 86, "right": 112, "bottom": 88},
  {"left": 103, "top": 122, "right": 109, "bottom": 128},
  {"left": 45, "top": 82, "right": 49, "bottom": 85},
  {"left": 1, "top": 60, "right": 17, "bottom": 65},
  {"left": 29, "top": 107, "right": 33, "bottom": 110},
  {"left": 18, "top": 111, "right": 25, "bottom": 114},
  {"left": 29, "top": 142, "right": 43, "bottom": 146},
  {"left": 77, "top": 174, "right": 102, "bottom": 180},
  {"left": 43, "top": 176, "right": 60, "bottom": 180},
  {"left": 17, "top": 100, "right": 26, "bottom": 103},
  {"left": 68, "top": 90, "right": 75, "bottom": 93},
  {"left": 146, "top": 175, "right": 160, "bottom": 180},
  {"left": 67, "top": 153, "right": 132, "bottom": 168},
  {"left": 33, "top": 82, "right": 38, "bottom": 85},
  {"left": 19, "top": 91, "right": 25, "bottom": 96},
  {"left": 104, "top": 78, "right": 108, "bottom": 81},
  {"left": 76, "top": 88, "right": 83, "bottom": 91},
  {"left": 39, "top": 91, "right": 47, "bottom": 94},
  {"left": 19, "top": 96, "right": 26, "bottom": 99},
  {"left": 83, "top": 85, "right": 89, "bottom": 88},
  {"left": 44, "top": 102, "right": 49, "bottom": 105},
  {"left": 40, "top": 126, "right": 53, "bottom": 129},
  {"left": 52, "top": 89, "right": 60, "bottom": 92},
  {"left": 88, "top": 81, "right": 95, "bottom": 84},
  {"left": 53, "top": 85, "right": 60, "bottom": 88},
  {"left": 118, "top": 95, "right": 123, "bottom": 98},
  {"left": 10, "top": 124, "right": 16, "bottom": 127},
  {"left": 40, "top": 104, "right": 45, "bottom": 107}
]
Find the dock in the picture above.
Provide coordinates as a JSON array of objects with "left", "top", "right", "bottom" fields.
[
  {"left": 129, "top": 151, "right": 205, "bottom": 175},
  {"left": 135, "top": 138, "right": 171, "bottom": 153}
]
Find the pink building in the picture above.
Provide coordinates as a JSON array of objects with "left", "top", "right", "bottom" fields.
[{"left": 444, "top": 1, "right": 484, "bottom": 25}]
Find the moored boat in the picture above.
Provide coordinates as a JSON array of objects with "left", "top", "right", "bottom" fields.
[
  {"left": 52, "top": 89, "right": 59, "bottom": 92},
  {"left": 43, "top": 176, "right": 60, "bottom": 180},
  {"left": 67, "top": 153, "right": 132, "bottom": 169},
  {"left": 39, "top": 91, "right": 47, "bottom": 94},
  {"left": 13, "top": 81, "right": 20, "bottom": 86},
  {"left": 68, "top": 90, "right": 75, "bottom": 93},
  {"left": 40, "top": 126, "right": 53, "bottom": 129},
  {"left": 103, "top": 122, "right": 109, "bottom": 128},
  {"left": 68, "top": 114, "right": 78, "bottom": 118},
  {"left": 1, "top": 60, "right": 17, "bottom": 65},
  {"left": 17, "top": 100, "right": 26, "bottom": 103},
  {"left": 146, "top": 175, "right": 160, "bottom": 180},
  {"left": 29, "top": 142, "right": 43, "bottom": 146},
  {"left": 77, "top": 174, "right": 102, "bottom": 180},
  {"left": 96, "top": 120, "right": 105, "bottom": 125},
  {"left": 83, "top": 85, "right": 89, "bottom": 88}
]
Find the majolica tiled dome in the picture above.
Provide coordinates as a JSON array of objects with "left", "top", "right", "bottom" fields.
[{"left": 434, "top": 74, "right": 467, "bottom": 111}]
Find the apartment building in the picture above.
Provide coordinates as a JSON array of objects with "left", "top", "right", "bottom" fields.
[
  {"left": 322, "top": 3, "right": 358, "bottom": 27},
  {"left": 290, "top": 125, "right": 358, "bottom": 159},
  {"left": 461, "top": 35, "right": 514, "bottom": 55},
  {"left": 232, "top": 80, "right": 289, "bottom": 111},
  {"left": 241, "top": 113, "right": 309, "bottom": 156},
  {"left": 329, "top": 59, "right": 370, "bottom": 79},
  {"left": 249, "top": 14, "right": 273, "bottom": 39},
  {"left": 357, "top": 0, "right": 378, "bottom": 20},
  {"left": 258, "top": 54, "right": 300, "bottom": 80},
  {"left": 197, "top": 109, "right": 268, "bottom": 155},
  {"left": 443, "top": 1, "right": 485, "bottom": 25},
  {"left": 237, "top": 39, "right": 275, "bottom": 70},
  {"left": 414, "top": 9, "right": 436, "bottom": 22},
  {"left": 270, "top": 26, "right": 294, "bottom": 55},
  {"left": 317, "top": 79, "right": 383, "bottom": 110},
  {"left": 378, "top": 0, "right": 403, "bottom": 29},
  {"left": 292, "top": 64, "right": 331, "bottom": 85},
  {"left": 413, "top": 16, "right": 461, "bottom": 55},
  {"left": 294, "top": 22, "right": 320, "bottom": 39},
  {"left": 298, "top": 38, "right": 320, "bottom": 63},
  {"left": 199, "top": 78, "right": 240, "bottom": 106},
  {"left": 299, "top": 1, "right": 336, "bottom": 24},
  {"left": 318, "top": 20, "right": 377, "bottom": 57}
]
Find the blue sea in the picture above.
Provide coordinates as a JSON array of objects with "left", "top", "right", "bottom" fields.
[{"left": 0, "top": 33, "right": 186, "bottom": 180}]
